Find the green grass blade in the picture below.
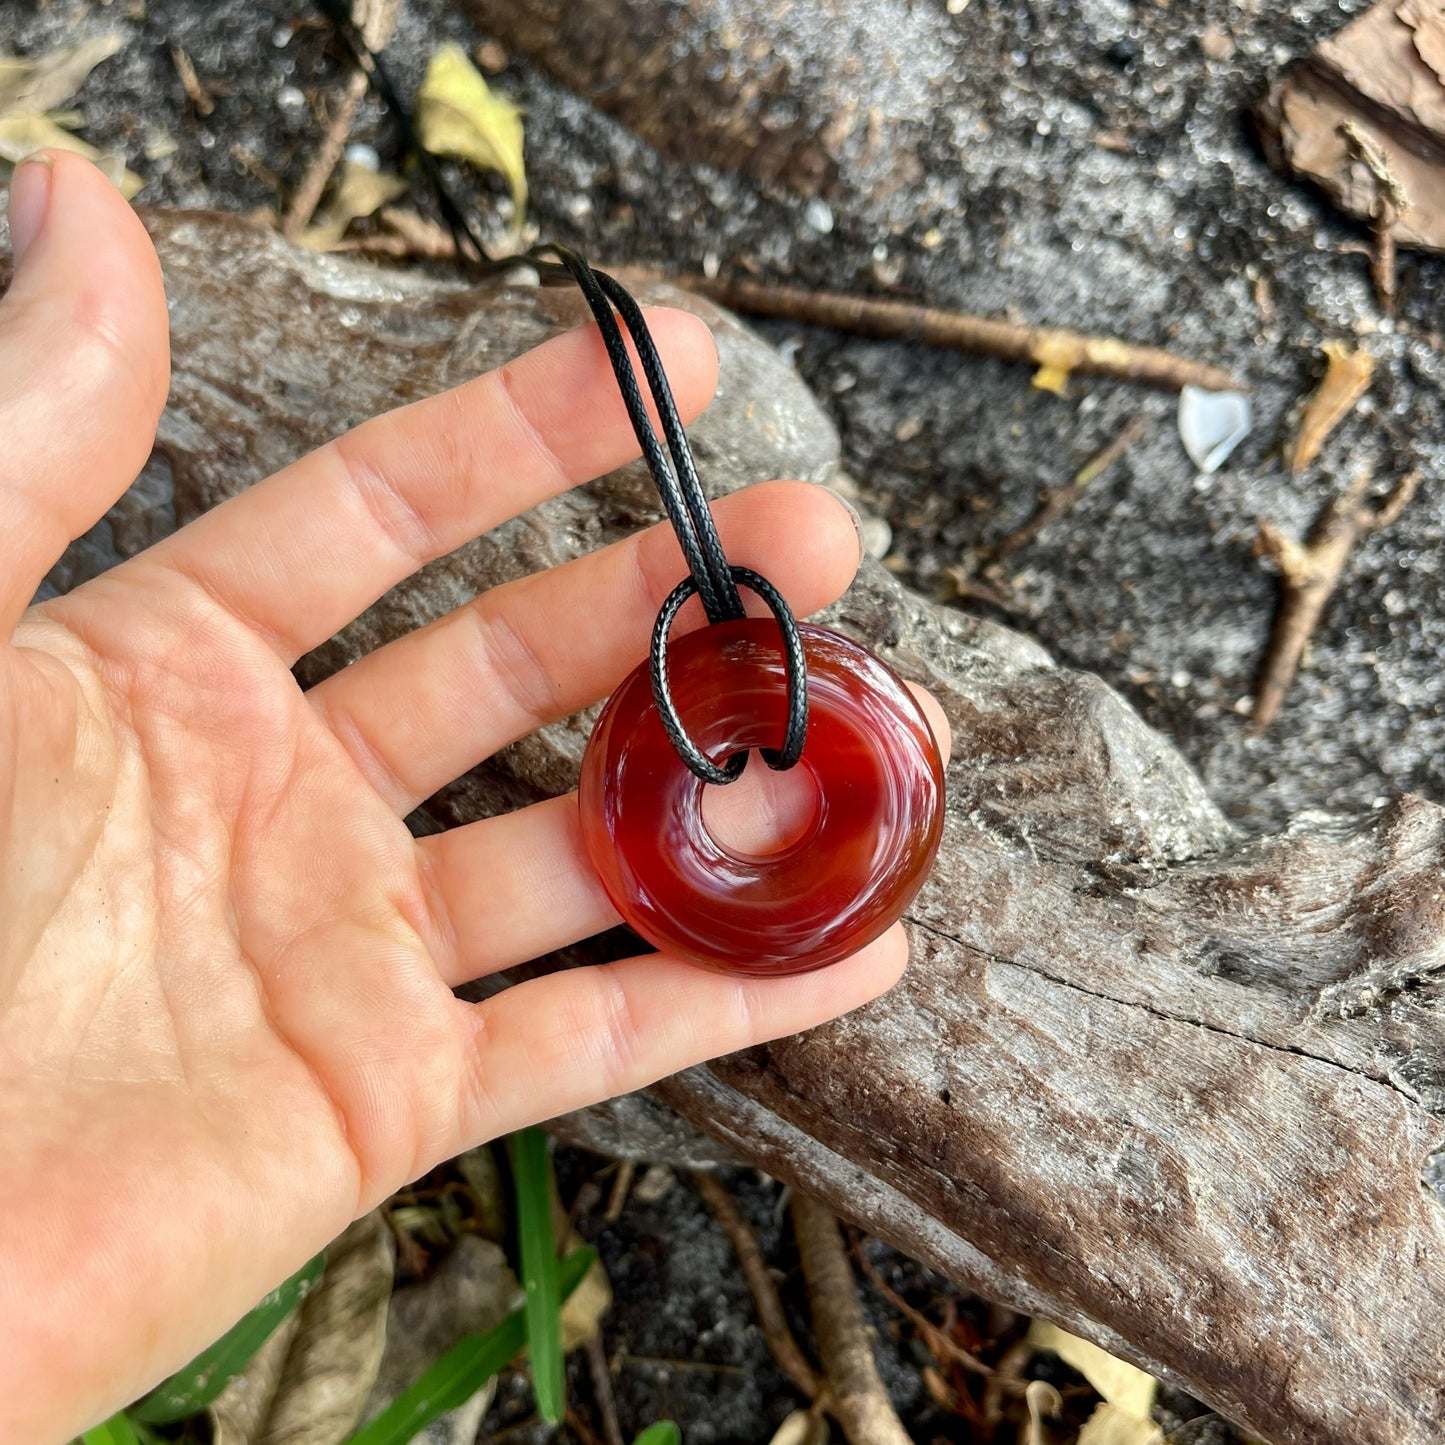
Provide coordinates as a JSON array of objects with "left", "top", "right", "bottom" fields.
[
  {"left": 129, "top": 1253, "right": 325, "bottom": 1424},
  {"left": 81, "top": 1413, "right": 142, "bottom": 1445},
  {"left": 510, "top": 1127, "right": 564, "bottom": 1424},
  {"left": 346, "top": 1246, "right": 596, "bottom": 1445},
  {"left": 631, "top": 1422, "right": 682, "bottom": 1445}
]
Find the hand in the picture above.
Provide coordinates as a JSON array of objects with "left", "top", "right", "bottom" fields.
[{"left": 0, "top": 153, "right": 947, "bottom": 1442}]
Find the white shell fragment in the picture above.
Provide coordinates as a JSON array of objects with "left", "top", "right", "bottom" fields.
[{"left": 1178, "top": 384, "right": 1252, "bottom": 473}]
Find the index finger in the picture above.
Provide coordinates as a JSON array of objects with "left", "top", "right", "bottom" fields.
[{"left": 123, "top": 308, "right": 719, "bottom": 662}]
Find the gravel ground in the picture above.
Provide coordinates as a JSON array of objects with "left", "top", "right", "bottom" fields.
[{"left": 6, "top": 0, "right": 1428, "bottom": 1438}]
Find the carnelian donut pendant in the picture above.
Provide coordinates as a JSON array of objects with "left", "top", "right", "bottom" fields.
[{"left": 579, "top": 618, "right": 945, "bottom": 976}]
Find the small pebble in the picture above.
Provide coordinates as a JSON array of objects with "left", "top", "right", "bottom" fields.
[
  {"left": 344, "top": 142, "right": 381, "bottom": 172},
  {"left": 277, "top": 84, "right": 305, "bottom": 111},
  {"left": 475, "top": 39, "right": 509, "bottom": 72},
  {"left": 804, "top": 197, "right": 834, "bottom": 234},
  {"left": 1177, "top": 384, "right": 1251, "bottom": 473},
  {"left": 633, "top": 1164, "right": 676, "bottom": 1205}
]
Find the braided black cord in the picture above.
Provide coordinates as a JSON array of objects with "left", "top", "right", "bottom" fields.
[
  {"left": 592, "top": 270, "right": 745, "bottom": 625},
  {"left": 653, "top": 568, "right": 809, "bottom": 785},
  {"left": 534, "top": 247, "right": 809, "bottom": 781},
  {"left": 315, "top": 4, "right": 808, "bottom": 783}
]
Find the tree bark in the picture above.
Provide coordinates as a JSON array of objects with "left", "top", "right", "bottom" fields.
[{"left": 42, "top": 211, "right": 1445, "bottom": 1445}]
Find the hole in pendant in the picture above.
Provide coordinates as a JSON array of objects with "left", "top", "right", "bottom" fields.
[{"left": 700, "top": 754, "right": 821, "bottom": 858}]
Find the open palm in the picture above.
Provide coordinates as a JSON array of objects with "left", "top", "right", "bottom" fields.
[{"left": 0, "top": 154, "right": 924, "bottom": 1443}]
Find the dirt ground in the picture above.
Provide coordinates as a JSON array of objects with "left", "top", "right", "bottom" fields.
[{"left": 8, "top": 0, "right": 1436, "bottom": 1439}]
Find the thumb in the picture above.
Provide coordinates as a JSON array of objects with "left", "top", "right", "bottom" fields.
[{"left": 1, "top": 150, "right": 170, "bottom": 631}]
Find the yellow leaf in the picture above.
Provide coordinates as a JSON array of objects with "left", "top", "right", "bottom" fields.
[
  {"left": 559, "top": 1251, "right": 611, "bottom": 1351},
  {"left": 416, "top": 42, "right": 526, "bottom": 216},
  {"left": 0, "top": 33, "right": 124, "bottom": 115},
  {"left": 1287, "top": 340, "right": 1374, "bottom": 474},
  {"left": 0, "top": 112, "right": 142, "bottom": 197},
  {"left": 299, "top": 160, "right": 409, "bottom": 250},
  {"left": 1077, "top": 1402, "right": 1164, "bottom": 1445},
  {"left": 769, "top": 1408, "right": 829, "bottom": 1445},
  {"left": 1032, "top": 362, "right": 1071, "bottom": 394},
  {"left": 1027, "top": 1320, "right": 1157, "bottom": 1420}
]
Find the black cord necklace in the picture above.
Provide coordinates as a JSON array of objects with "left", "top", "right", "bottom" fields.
[
  {"left": 315, "top": 3, "right": 945, "bottom": 979},
  {"left": 318, "top": 2, "right": 808, "bottom": 787}
]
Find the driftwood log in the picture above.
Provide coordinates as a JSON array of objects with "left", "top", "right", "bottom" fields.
[{"left": 43, "top": 212, "right": 1445, "bottom": 1445}]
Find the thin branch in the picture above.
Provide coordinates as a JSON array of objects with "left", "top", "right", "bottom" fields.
[
  {"left": 993, "top": 414, "right": 1149, "bottom": 557},
  {"left": 981, "top": 1336, "right": 1033, "bottom": 1442},
  {"left": 282, "top": 66, "right": 370, "bottom": 241},
  {"left": 683, "top": 276, "right": 1239, "bottom": 393},
  {"left": 171, "top": 47, "right": 214, "bottom": 117},
  {"left": 603, "top": 1159, "right": 636, "bottom": 1225},
  {"left": 692, "top": 1171, "right": 822, "bottom": 1401},
  {"left": 586, "top": 1332, "right": 624, "bottom": 1445},
  {"left": 851, "top": 1231, "right": 994, "bottom": 1379},
  {"left": 1252, "top": 469, "right": 1421, "bottom": 732},
  {"left": 790, "top": 1192, "right": 912, "bottom": 1445}
]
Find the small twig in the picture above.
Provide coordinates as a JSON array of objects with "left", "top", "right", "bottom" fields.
[
  {"left": 993, "top": 414, "right": 1149, "bottom": 557},
  {"left": 603, "top": 1159, "right": 636, "bottom": 1225},
  {"left": 615, "top": 1353, "right": 748, "bottom": 1376},
  {"left": 1252, "top": 469, "right": 1421, "bottom": 732},
  {"left": 565, "top": 1404, "right": 606, "bottom": 1445},
  {"left": 683, "top": 276, "right": 1239, "bottom": 393},
  {"left": 171, "top": 47, "right": 214, "bottom": 117},
  {"left": 982, "top": 1336, "right": 1034, "bottom": 1441},
  {"left": 790, "top": 1192, "right": 912, "bottom": 1445},
  {"left": 692, "top": 1171, "right": 822, "bottom": 1400},
  {"left": 1024, "top": 1380, "right": 1062, "bottom": 1445},
  {"left": 851, "top": 1232, "right": 994, "bottom": 1378},
  {"left": 586, "top": 1332, "right": 625, "bottom": 1445},
  {"left": 941, "top": 567, "right": 1024, "bottom": 614},
  {"left": 1340, "top": 120, "right": 1409, "bottom": 317},
  {"left": 282, "top": 66, "right": 370, "bottom": 241},
  {"left": 229, "top": 144, "right": 283, "bottom": 194}
]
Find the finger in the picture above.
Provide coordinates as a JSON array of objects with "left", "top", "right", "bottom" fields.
[
  {"left": 906, "top": 682, "right": 953, "bottom": 767},
  {"left": 449, "top": 924, "right": 909, "bottom": 1145},
  {"left": 130, "top": 309, "right": 719, "bottom": 661},
  {"left": 313, "top": 480, "right": 861, "bottom": 813},
  {"left": 419, "top": 794, "right": 612, "bottom": 984},
  {"left": 418, "top": 680, "right": 949, "bottom": 987},
  {"left": 1, "top": 151, "right": 169, "bottom": 629}
]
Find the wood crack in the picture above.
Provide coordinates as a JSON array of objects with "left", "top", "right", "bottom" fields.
[{"left": 906, "top": 914, "right": 1430, "bottom": 1112}]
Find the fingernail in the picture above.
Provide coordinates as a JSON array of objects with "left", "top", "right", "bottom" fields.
[
  {"left": 832, "top": 488, "right": 867, "bottom": 562},
  {"left": 9, "top": 152, "right": 54, "bottom": 265}
]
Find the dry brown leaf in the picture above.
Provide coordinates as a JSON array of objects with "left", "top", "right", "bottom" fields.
[
  {"left": 1396, "top": 0, "right": 1445, "bottom": 77},
  {"left": 1257, "top": 2, "right": 1445, "bottom": 250},
  {"left": 0, "top": 33, "right": 123, "bottom": 114},
  {"left": 209, "top": 1311, "right": 306, "bottom": 1445},
  {"left": 1288, "top": 340, "right": 1374, "bottom": 473},
  {"left": 0, "top": 112, "right": 142, "bottom": 197},
  {"left": 416, "top": 42, "right": 526, "bottom": 216},
  {"left": 559, "top": 1249, "right": 612, "bottom": 1351},
  {"left": 256, "top": 1212, "right": 395, "bottom": 1445},
  {"left": 1027, "top": 1320, "right": 1156, "bottom": 1421},
  {"left": 361, "top": 1235, "right": 522, "bottom": 1445},
  {"left": 299, "top": 160, "right": 409, "bottom": 250}
]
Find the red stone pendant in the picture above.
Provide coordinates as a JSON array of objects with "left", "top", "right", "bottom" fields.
[{"left": 579, "top": 618, "right": 946, "bottom": 976}]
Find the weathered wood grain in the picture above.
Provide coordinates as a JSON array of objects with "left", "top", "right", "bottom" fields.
[{"left": 51, "top": 211, "right": 1445, "bottom": 1445}]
